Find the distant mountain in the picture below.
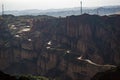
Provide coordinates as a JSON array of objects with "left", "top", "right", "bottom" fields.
[{"left": 1, "top": 5, "right": 120, "bottom": 17}]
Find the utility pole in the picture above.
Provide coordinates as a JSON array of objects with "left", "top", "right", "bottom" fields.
[{"left": 80, "top": 1, "right": 82, "bottom": 15}]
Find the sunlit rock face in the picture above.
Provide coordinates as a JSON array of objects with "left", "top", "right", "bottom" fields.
[{"left": 0, "top": 14, "right": 120, "bottom": 80}]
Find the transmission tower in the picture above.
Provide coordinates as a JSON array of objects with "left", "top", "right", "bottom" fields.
[
  {"left": 80, "top": 1, "right": 82, "bottom": 15},
  {"left": 97, "top": 8, "right": 99, "bottom": 15},
  {"left": 2, "top": 4, "right": 4, "bottom": 16}
]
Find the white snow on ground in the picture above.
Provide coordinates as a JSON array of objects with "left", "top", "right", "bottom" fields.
[
  {"left": 28, "top": 39, "right": 32, "bottom": 41},
  {"left": 46, "top": 46, "right": 51, "bottom": 49},
  {"left": 66, "top": 50, "right": 70, "bottom": 53},
  {"left": 77, "top": 56, "right": 116, "bottom": 67},
  {"left": 22, "top": 28, "right": 31, "bottom": 32},
  {"left": 18, "top": 28, "right": 31, "bottom": 33},
  {"left": 47, "top": 41, "right": 52, "bottom": 45},
  {"left": 14, "top": 34, "right": 20, "bottom": 38},
  {"left": 10, "top": 25, "right": 17, "bottom": 30},
  {"left": 77, "top": 56, "right": 82, "bottom": 60}
]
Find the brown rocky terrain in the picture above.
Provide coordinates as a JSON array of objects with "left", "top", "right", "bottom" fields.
[
  {"left": 0, "top": 14, "right": 120, "bottom": 80},
  {"left": 91, "top": 66, "right": 120, "bottom": 80}
]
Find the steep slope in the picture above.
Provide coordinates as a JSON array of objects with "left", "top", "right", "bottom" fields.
[
  {"left": 0, "top": 14, "right": 120, "bottom": 80},
  {"left": 91, "top": 66, "right": 120, "bottom": 80}
]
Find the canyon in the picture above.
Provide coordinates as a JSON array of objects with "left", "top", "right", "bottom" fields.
[{"left": 0, "top": 14, "right": 120, "bottom": 80}]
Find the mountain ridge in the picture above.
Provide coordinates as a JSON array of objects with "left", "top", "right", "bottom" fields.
[{"left": 1, "top": 5, "right": 120, "bottom": 17}]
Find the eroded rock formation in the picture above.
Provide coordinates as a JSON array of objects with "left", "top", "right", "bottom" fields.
[{"left": 0, "top": 14, "right": 120, "bottom": 80}]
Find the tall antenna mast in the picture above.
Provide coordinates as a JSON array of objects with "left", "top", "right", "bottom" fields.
[
  {"left": 80, "top": 1, "right": 82, "bottom": 15},
  {"left": 2, "top": 4, "right": 4, "bottom": 16},
  {"left": 97, "top": 8, "right": 99, "bottom": 15}
]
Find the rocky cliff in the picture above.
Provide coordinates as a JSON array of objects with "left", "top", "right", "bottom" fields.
[{"left": 0, "top": 14, "right": 120, "bottom": 80}]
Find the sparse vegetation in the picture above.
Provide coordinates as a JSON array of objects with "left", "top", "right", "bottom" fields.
[{"left": 0, "top": 70, "right": 49, "bottom": 80}]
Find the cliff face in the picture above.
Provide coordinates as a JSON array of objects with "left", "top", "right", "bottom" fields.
[
  {"left": 36, "top": 49, "right": 115, "bottom": 80},
  {"left": 0, "top": 14, "right": 120, "bottom": 80},
  {"left": 65, "top": 15, "right": 120, "bottom": 65}
]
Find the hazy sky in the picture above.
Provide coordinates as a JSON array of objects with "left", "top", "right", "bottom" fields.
[{"left": 0, "top": 0, "right": 120, "bottom": 11}]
